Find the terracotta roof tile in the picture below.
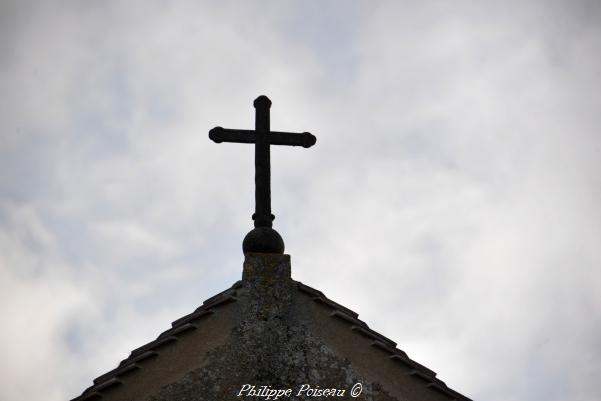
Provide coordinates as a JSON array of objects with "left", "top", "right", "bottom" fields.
[
  {"left": 296, "top": 281, "right": 471, "bottom": 401},
  {"left": 72, "top": 284, "right": 240, "bottom": 401},
  {"left": 171, "top": 308, "right": 214, "bottom": 328}
]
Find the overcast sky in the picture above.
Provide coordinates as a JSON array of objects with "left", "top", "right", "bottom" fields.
[{"left": 1, "top": 1, "right": 600, "bottom": 400}]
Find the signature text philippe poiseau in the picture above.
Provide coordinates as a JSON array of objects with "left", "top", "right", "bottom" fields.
[{"left": 237, "top": 383, "right": 363, "bottom": 399}]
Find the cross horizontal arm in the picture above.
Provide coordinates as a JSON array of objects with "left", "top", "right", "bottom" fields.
[
  {"left": 209, "top": 127, "right": 255, "bottom": 144},
  {"left": 270, "top": 131, "right": 316, "bottom": 148},
  {"left": 209, "top": 127, "right": 316, "bottom": 148}
]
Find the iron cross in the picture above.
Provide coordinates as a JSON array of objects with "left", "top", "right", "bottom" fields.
[{"left": 209, "top": 95, "right": 316, "bottom": 254}]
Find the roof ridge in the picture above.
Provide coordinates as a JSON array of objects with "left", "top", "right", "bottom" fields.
[
  {"left": 73, "top": 280, "right": 472, "bottom": 401},
  {"left": 295, "top": 280, "right": 472, "bottom": 401},
  {"left": 71, "top": 282, "right": 241, "bottom": 401}
]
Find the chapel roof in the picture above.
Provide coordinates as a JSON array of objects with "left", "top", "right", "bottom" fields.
[{"left": 72, "top": 276, "right": 471, "bottom": 401}]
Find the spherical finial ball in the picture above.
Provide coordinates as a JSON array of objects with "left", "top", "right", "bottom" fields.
[
  {"left": 253, "top": 95, "right": 272, "bottom": 109},
  {"left": 242, "top": 227, "right": 285, "bottom": 254}
]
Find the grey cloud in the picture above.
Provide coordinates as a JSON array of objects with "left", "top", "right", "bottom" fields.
[{"left": 1, "top": 1, "right": 600, "bottom": 401}]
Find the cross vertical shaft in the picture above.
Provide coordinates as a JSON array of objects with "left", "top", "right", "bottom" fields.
[{"left": 253, "top": 96, "right": 272, "bottom": 228}]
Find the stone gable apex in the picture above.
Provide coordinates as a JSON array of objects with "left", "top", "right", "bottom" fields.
[{"left": 72, "top": 254, "right": 472, "bottom": 401}]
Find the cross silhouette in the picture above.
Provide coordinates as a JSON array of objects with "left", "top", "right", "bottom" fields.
[{"left": 209, "top": 95, "right": 316, "bottom": 254}]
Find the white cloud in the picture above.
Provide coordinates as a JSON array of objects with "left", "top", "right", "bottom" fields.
[{"left": 1, "top": 1, "right": 600, "bottom": 400}]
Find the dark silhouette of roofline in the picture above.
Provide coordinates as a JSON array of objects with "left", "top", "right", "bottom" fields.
[{"left": 72, "top": 281, "right": 472, "bottom": 401}]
